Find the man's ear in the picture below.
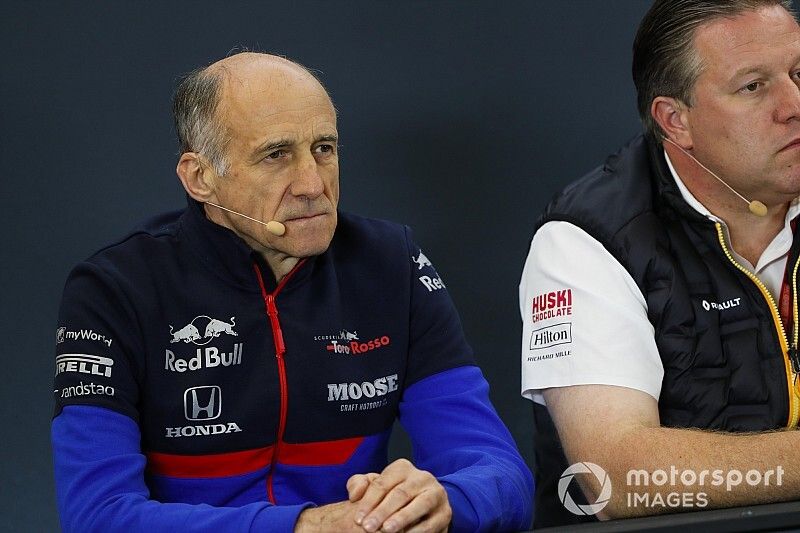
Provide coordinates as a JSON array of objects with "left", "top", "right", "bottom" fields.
[
  {"left": 176, "top": 152, "right": 217, "bottom": 202},
  {"left": 651, "top": 96, "right": 693, "bottom": 149}
]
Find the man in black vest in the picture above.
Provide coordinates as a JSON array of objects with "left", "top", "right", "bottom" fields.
[{"left": 520, "top": 0, "right": 800, "bottom": 526}]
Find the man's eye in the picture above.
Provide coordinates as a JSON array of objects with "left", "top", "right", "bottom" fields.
[
  {"left": 266, "top": 149, "right": 287, "bottom": 160},
  {"left": 742, "top": 81, "right": 761, "bottom": 93},
  {"left": 315, "top": 144, "right": 335, "bottom": 154}
]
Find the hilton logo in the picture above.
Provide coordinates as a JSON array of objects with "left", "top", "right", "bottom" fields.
[{"left": 529, "top": 323, "right": 572, "bottom": 350}]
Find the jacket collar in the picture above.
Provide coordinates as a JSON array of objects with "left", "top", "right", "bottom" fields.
[
  {"left": 644, "top": 135, "right": 711, "bottom": 225},
  {"left": 178, "top": 197, "right": 314, "bottom": 293}
]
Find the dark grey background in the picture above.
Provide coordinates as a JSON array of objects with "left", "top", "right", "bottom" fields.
[{"left": 2, "top": 1, "right": 656, "bottom": 531}]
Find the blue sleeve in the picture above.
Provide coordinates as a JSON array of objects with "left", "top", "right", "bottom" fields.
[
  {"left": 398, "top": 366, "right": 534, "bottom": 533},
  {"left": 52, "top": 405, "right": 313, "bottom": 533}
]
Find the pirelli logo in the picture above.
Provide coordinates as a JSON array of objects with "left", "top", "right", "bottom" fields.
[{"left": 55, "top": 353, "right": 114, "bottom": 378}]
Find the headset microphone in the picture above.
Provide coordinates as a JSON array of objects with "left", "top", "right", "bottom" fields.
[
  {"left": 205, "top": 202, "right": 287, "bottom": 236},
  {"left": 663, "top": 137, "right": 768, "bottom": 217}
]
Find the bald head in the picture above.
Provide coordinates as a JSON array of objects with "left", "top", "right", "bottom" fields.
[
  {"left": 209, "top": 52, "right": 319, "bottom": 82},
  {"left": 173, "top": 52, "right": 333, "bottom": 176}
]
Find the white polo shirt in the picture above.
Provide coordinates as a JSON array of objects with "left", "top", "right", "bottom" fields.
[{"left": 520, "top": 153, "right": 800, "bottom": 405}]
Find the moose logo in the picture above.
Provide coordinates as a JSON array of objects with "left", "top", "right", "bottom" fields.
[{"left": 170, "top": 316, "right": 238, "bottom": 346}]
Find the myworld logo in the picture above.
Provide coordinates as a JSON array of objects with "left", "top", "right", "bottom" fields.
[
  {"left": 558, "top": 462, "right": 612, "bottom": 516},
  {"left": 56, "top": 327, "right": 113, "bottom": 348}
]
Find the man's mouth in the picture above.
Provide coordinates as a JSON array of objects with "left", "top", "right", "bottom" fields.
[
  {"left": 283, "top": 212, "right": 327, "bottom": 222},
  {"left": 780, "top": 137, "right": 800, "bottom": 152}
]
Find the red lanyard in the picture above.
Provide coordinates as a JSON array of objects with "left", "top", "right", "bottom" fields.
[{"left": 779, "top": 219, "right": 798, "bottom": 343}]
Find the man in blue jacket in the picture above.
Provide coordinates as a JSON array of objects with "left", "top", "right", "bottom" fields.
[{"left": 52, "top": 51, "right": 533, "bottom": 532}]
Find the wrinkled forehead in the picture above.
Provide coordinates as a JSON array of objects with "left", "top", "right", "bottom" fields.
[{"left": 215, "top": 58, "right": 336, "bottom": 129}]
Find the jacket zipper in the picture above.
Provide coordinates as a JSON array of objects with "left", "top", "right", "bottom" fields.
[
  {"left": 253, "top": 259, "right": 306, "bottom": 503},
  {"left": 714, "top": 223, "right": 800, "bottom": 427},
  {"left": 793, "top": 258, "right": 800, "bottom": 376}
]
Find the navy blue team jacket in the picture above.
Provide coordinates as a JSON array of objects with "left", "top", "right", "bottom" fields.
[{"left": 51, "top": 199, "right": 534, "bottom": 532}]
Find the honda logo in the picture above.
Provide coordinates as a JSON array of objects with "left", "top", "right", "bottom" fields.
[{"left": 184, "top": 386, "right": 222, "bottom": 421}]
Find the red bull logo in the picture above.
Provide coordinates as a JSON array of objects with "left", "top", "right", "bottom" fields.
[
  {"left": 165, "top": 344, "right": 243, "bottom": 373},
  {"left": 412, "top": 251, "right": 433, "bottom": 270},
  {"left": 170, "top": 315, "right": 238, "bottom": 346}
]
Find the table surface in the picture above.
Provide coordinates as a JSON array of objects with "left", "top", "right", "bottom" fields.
[{"left": 534, "top": 500, "right": 800, "bottom": 533}]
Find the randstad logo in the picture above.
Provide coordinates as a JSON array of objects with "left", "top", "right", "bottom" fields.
[
  {"left": 558, "top": 462, "right": 612, "bottom": 516},
  {"left": 169, "top": 315, "right": 238, "bottom": 345}
]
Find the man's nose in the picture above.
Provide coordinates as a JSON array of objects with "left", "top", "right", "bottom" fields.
[
  {"left": 289, "top": 155, "right": 324, "bottom": 199},
  {"left": 775, "top": 75, "right": 800, "bottom": 123}
]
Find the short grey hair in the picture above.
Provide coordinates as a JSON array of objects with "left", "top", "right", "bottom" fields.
[
  {"left": 173, "top": 52, "right": 334, "bottom": 178},
  {"left": 173, "top": 66, "right": 229, "bottom": 176},
  {"left": 632, "top": 0, "right": 796, "bottom": 139}
]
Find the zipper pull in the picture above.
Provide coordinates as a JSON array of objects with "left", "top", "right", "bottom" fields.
[{"left": 266, "top": 294, "right": 286, "bottom": 357}]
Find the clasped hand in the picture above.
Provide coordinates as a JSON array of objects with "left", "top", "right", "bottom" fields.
[{"left": 295, "top": 458, "right": 451, "bottom": 533}]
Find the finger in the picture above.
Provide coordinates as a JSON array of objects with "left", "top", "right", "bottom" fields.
[
  {"left": 378, "top": 489, "right": 450, "bottom": 533},
  {"left": 355, "top": 460, "right": 414, "bottom": 524},
  {"left": 361, "top": 481, "right": 417, "bottom": 532},
  {"left": 347, "top": 475, "right": 369, "bottom": 502},
  {"left": 363, "top": 467, "right": 440, "bottom": 532},
  {"left": 347, "top": 473, "right": 379, "bottom": 502}
]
